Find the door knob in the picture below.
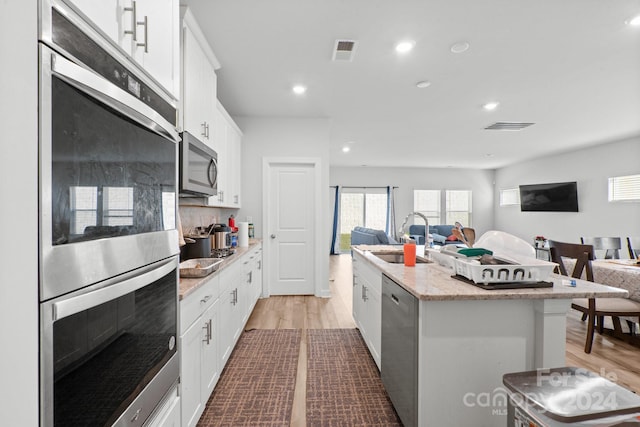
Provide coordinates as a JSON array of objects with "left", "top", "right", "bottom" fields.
[{"left": 270, "top": 234, "right": 276, "bottom": 239}]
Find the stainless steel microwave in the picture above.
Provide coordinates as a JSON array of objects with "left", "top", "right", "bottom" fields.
[{"left": 179, "top": 131, "right": 218, "bottom": 197}]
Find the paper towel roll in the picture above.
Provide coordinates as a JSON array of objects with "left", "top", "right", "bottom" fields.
[{"left": 238, "top": 222, "right": 249, "bottom": 247}]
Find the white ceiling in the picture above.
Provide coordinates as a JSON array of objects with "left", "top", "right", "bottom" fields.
[{"left": 185, "top": 0, "right": 640, "bottom": 169}]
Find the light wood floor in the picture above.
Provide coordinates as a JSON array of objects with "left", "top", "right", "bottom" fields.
[{"left": 245, "top": 254, "right": 640, "bottom": 426}]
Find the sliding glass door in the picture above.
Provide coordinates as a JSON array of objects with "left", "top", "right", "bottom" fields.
[{"left": 339, "top": 188, "right": 388, "bottom": 252}]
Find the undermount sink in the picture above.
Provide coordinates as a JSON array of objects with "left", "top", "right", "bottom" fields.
[{"left": 370, "top": 252, "right": 431, "bottom": 264}]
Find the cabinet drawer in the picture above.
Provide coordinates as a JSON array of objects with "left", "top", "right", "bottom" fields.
[{"left": 180, "top": 274, "right": 219, "bottom": 334}]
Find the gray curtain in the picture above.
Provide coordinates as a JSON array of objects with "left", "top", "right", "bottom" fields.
[
  {"left": 386, "top": 186, "right": 397, "bottom": 242},
  {"left": 330, "top": 186, "right": 341, "bottom": 254}
]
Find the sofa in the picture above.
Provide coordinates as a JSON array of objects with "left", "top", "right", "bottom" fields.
[
  {"left": 408, "top": 224, "right": 462, "bottom": 245},
  {"left": 350, "top": 227, "right": 398, "bottom": 246}
]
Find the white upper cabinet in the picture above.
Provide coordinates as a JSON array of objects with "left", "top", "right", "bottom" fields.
[
  {"left": 207, "top": 102, "right": 242, "bottom": 208},
  {"left": 66, "top": 0, "right": 179, "bottom": 98},
  {"left": 131, "top": 0, "right": 180, "bottom": 98},
  {"left": 180, "top": 7, "right": 218, "bottom": 143}
]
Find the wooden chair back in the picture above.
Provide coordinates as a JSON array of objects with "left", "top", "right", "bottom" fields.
[
  {"left": 580, "top": 237, "right": 622, "bottom": 259},
  {"left": 548, "top": 240, "right": 595, "bottom": 282}
]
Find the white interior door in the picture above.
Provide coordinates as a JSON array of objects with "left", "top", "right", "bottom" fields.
[{"left": 266, "top": 162, "right": 316, "bottom": 295}]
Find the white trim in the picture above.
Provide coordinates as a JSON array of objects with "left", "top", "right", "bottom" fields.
[
  {"left": 262, "top": 157, "right": 324, "bottom": 297},
  {"left": 180, "top": 7, "right": 221, "bottom": 70}
]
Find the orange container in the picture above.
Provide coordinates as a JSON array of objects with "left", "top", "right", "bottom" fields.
[{"left": 403, "top": 242, "right": 416, "bottom": 267}]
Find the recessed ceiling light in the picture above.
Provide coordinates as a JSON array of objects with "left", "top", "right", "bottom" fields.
[
  {"left": 450, "top": 41, "right": 470, "bottom": 53},
  {"left": 627, "top": 15, "right": 640, "bottom": 26},
  {"left": 416, "top": 80, "right": 431, "bottom": 88},
  {"left": 292, "top": 85, "right": 307, "bottom": 95},
  {"left": 342, "top": 146, "right": 351, "bottom": 153},
  {"left": 483, "top": 101, "right": 500, "bottom": 111},
  {"left": 485, "top": 153, "right": 495, "bottom": 157},
  {"left": 395, "top": 40, "right": 415, "bottom": 53}
]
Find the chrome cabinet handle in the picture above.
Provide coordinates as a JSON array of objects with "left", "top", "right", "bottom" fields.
[
  {"left": 136, "top": 15, "right": 148, "bottom": 53},
  {"left": 123, "top": 1, "right": 137, "bottom": 41},
  {"left": 270, "top": 234, "right": 276, "bottom": 239},
  {"left": 201, "top": 122, "right": 207, "bottom": 138},
  {"left": 202, "top": 319, "right": 211, "bottom": 344},
  {"left": 362, "top": 285, "right": 368, "bottom": 302},
  {"left": 200, "top": 294, "right": 212, "bottom": 304}
]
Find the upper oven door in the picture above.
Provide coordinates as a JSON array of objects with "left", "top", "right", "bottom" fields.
[{"left": 39, "top": 43, "right": 180, "bottom": 301}]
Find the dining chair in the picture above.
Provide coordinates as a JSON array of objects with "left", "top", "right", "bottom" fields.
[
  {"left": 579, "top": 237, "right": 622, "bottom": 259},
  {"left": 628, "top": 237, "right": 640, "bottom": 259},
  {"left": 548, "top": 240, "right": 640, "bottom": 353}
]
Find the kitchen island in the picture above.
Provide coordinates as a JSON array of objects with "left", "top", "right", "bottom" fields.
[{"left": 352, "top": 245, "right": 628, "bottom": 427}]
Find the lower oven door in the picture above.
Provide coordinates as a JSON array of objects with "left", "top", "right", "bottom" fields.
[{"left": 40, "top": 256, "right": 179, "bottom": 427}]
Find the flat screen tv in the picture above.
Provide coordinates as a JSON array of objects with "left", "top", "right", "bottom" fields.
[{"left": 519, "top": 182, "right": 579, "bottom": 212}]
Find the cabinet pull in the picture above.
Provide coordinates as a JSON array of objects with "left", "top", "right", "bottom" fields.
[
  {"left": 136, "top": 15, "right": 148, "bottom": 53},
  {"left": 362, "top": 285, "right": 368, "bottom": 302},
  {"left": 202, "top": 320, "right": 211, "bottom": 344},
  {"left": 123, "top": 1, "right": 137, "bottom": 41},
  {"left": 200, "top": 295, "right": 212, "bottom": 304},
  {"left": 248, "top": 271, "right": 252, "bottom": 284},
  {"left": 258, "top": 260, "right": 261, "bottom": 270}
]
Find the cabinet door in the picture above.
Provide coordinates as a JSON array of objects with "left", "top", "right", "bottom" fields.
[
  {"left": 180, "top": 316, "right": 204, "bottom": 427},
  {"left": 67, "top": 0, "right": 120, "bottom": 45},
  {"left": 133, "top": 0, "right": 179, "bottom": 96},
  {"left": 201, "top": 300, "right": 219, "bottom": 400},
  {"left": 226, "top": 124, "right": 242, "bottom": 208},
  {"left": 145, "top": 387, "right": 180, "bottom": 427},
  {"left": 217, "top": 288, "right": 235, "bottom": 366}
]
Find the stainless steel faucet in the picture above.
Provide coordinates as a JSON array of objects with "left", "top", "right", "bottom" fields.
[{"left": 398, "top": 212, "right": 429, "bottom": 255}]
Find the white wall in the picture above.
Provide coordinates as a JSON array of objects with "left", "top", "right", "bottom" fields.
[
  {"left": 0, "top": 2, "right": 39, "bottom": 425},
  {"left": 330, "top": 166, "right": 496, "bottom": 236},
  {"left": 494, "top": 137, "right": 640, "bottom": 252},
  {"left": 235, "top": 116, "right": 331, "bottom": 296}
]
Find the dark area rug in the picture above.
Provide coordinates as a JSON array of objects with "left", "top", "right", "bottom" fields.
[
  {"left": 198, "top": 329, "right": 301, "bottom": 426},
  {"left": 306, "top": 329, "right": 402, "bottom": 426}
]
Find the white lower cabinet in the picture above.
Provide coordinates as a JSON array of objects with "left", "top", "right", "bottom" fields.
[
  {"left": 179, "top": 275, "right": 219, "bottom": 427},
  {"left": 218, "top": 261, "right": 245, "bottom": 366},
  {"left": 179, "top": 246, "right": 262, "bottom": 426},
  {"left": 352, "top": 252, "right": 382, "bottom": 369}
]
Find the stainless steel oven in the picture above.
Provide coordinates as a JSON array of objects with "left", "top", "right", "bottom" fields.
[
  {"left": 39, "top": 1, "right": 180, "bottom": 302},
  {"left": 39, "top": 1, "right": 180, "bottom": 426},
  {"left": 40, "top": 258, "right": 179, "bottom": 427}
]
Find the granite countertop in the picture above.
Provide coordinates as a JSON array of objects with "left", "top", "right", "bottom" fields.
[
  {"left": 352, "top": 245, "right": 629, "bottom": 301},
  {"left": 179, "top": 239, "right": 261, "bottom": 300}
]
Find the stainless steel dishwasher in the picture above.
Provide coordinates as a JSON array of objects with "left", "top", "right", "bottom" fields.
[{"left": 381, "top": 273, "right": 419, "bottom": 427}]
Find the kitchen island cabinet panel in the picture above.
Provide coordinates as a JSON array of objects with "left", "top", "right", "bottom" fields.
[
  {"left": 352, "top": 245, "right": 628, "bottom": 427},
  {"left": 352, "top": 251, "right": 382, "bottom": 369}
]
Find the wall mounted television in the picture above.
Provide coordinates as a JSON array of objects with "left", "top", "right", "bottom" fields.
[{"left": 519, "top": 181, "right": 579, "bottom": 212}]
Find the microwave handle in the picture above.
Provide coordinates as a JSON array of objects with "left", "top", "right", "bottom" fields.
[
  {"left": 208, "top": 157, "right": 218, "bottom": 189},
  {"left": 51, "top": 257, "right": 177, "bottom": 321}
]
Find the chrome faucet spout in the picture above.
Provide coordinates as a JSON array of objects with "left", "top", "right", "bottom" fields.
[{"left": 398, "top": 212, "right": 429, "bottom": 254}]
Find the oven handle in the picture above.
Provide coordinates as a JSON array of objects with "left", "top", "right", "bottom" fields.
[
  {"left": 52, "top": 257, "right": 177, "bottom": 321},
  {"left": 49, "top": 50, "right": 179, "bottom": 144}
]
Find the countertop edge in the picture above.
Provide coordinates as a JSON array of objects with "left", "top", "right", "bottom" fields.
[
  {"left": 179, "top": 239, "right": 262, "bottom": 300},
  {"left": 352, "top": 245, "right": 629, "bottom": 301}
]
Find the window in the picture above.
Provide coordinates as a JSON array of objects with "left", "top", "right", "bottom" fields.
[
  {"left": 414, "top": 189, "right": 472, "bottom": 226},
  {"left": 446, "top": 190, "right": 472, "bottom": 225},
  {"left": 608, "top": 174, "right": 640, "bottom": 202},
  {"left": 500, "top": 188, "right": 520, "bottom": 206},
  {"left": 70, "top": 186, "right": 98, "bottom": 235},
  {"left": 102, "top": 186, "right": 134, "bottom": 226},
  {"left": 413, "top": 190, "right": 440, "bottom": 225},
  {"left": 339, "top": 188, "right": 388, "bottom": 252}
]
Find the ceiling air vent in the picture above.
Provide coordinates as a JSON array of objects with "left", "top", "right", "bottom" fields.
[
  {"left": 332, "top": 39, "right": 357, "bottom": 61},
  {"left": 485, "top": 122, "right": 535, "bottom": 131}
]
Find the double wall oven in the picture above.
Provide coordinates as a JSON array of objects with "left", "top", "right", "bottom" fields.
[{"left": 39, "top": 1, "right": 180, "bottom": 426}]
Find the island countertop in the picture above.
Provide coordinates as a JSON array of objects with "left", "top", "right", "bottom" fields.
[{"left": 352, "top": 245, "right": 628, "bottom": 301}]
